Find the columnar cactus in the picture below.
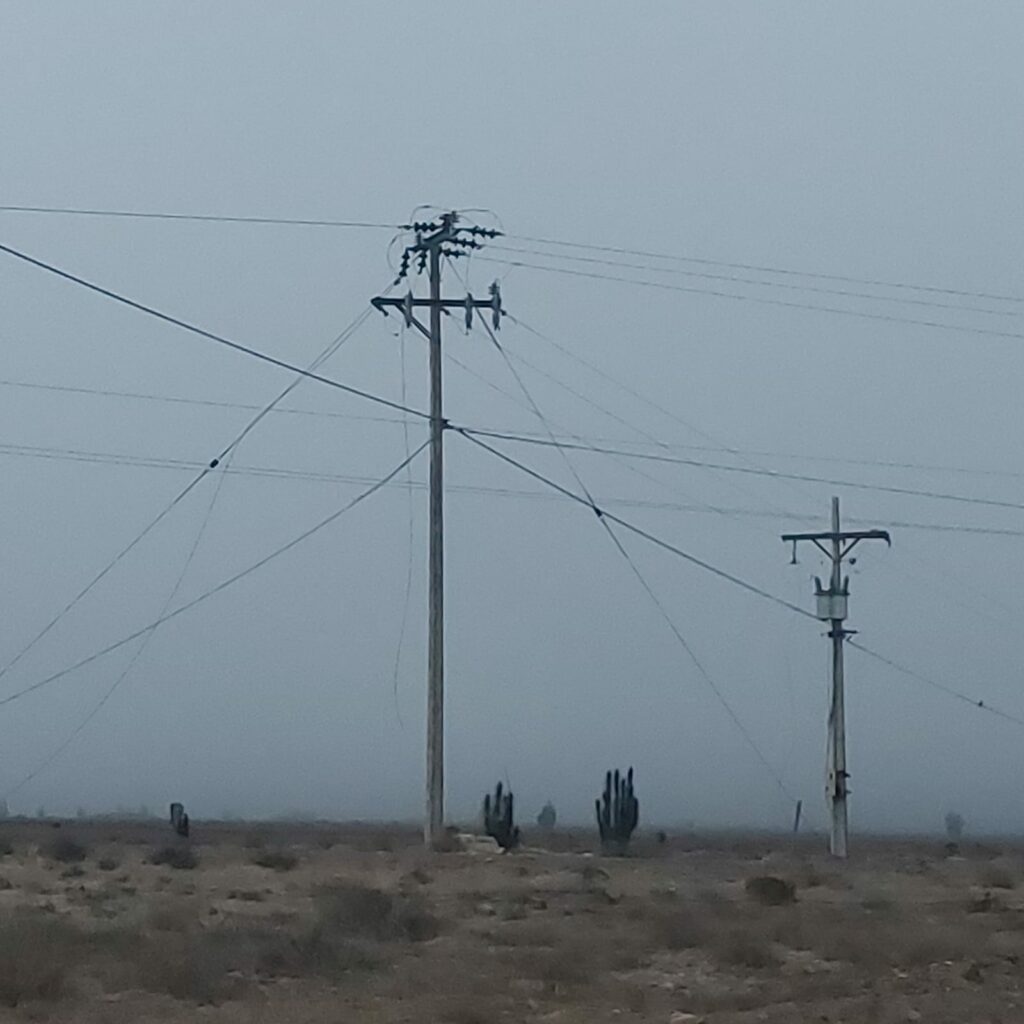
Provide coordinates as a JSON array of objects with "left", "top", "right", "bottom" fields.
[
  {"left": 595, "top": 767, "right": 639, "bottom": 855},
  {"left": 169, "top": 802, "right": 190, "bottom": 838},
  {"left": 482, "top": 782, "right": 520, "bottom": 850}
]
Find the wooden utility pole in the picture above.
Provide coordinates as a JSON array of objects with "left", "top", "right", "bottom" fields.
[
  {"left": 783, "top": 497, "right": 890, "bottom": 858},
  {"left": 372, "top": 212, "right": 504, "bottom": 847}
]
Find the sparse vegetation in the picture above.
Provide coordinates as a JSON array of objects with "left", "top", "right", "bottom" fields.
[
  {"left": 251, "top": 848, "right": 299, "bottom": 872},
  {"left": 745, "top": 875, "right": 797, "bottom": 905},
  {"left": 149, "top": 845, "right": 198, "bottom": 870},
  {"left": 49, "top": 835, "right": 87, "bottom": 864},
  {"left": 0, "top": 819, "right": 1015, "bottom": 1019}
]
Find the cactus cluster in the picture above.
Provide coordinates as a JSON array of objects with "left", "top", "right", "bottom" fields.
[
  {"left": 595, "top": 767, "right": 639, "bottom": 855},
  {"left": 482, "top": 782, "right": 520, "bottom": 850}
]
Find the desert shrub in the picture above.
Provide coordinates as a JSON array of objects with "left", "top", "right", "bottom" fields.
[
  {"left": 131, "top": 931, "right": 247, "bottom": 1004},
  {"left": 251, "top": 849, "right": 298, "bottom": 872},
  {"left": 311, "top": 881, "right": 439, "bottom": 943},
  {"left": 0, "top": 912, "right": 85, "bottom": 1006},
  {"left": 0, "top": 838, "right": 13, "bottom": 858},
  {"left": 97, "top": 857, "right": 119, "bottom": 872},
  {"left": 744, "top": 875, "right": 796, "bottom": 906},
  {"left": 60, "top": 864, "right": 85, "bottom": 879},
  {"left": 149, "top": 846, "right": 198, "bottom": 870},
  {"left": 49, "top": 836, "right": 87, "bottom": 864}
]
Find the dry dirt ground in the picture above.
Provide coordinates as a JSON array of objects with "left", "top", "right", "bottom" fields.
[{"left": 0, "top": 820, "right": 1021, "bottom": 1022}]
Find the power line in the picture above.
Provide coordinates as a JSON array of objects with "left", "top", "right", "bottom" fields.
[
  {"left": 3, "top": 455, "right": 235, "bottom": 799},
  {"left": 0, "top": 241, "right": 429, "bottom": 420},
  {"left": 488, "top": 244, "right": 1014, "bottom": 318},
  {"left": 480, "top": 257, "right": 1024, "bottom": 342},
  {"left": 0, "top": 301, "right": 380, "bottom": 685},
  {"left": 506, "top": 232, "right": 1024, "bottom": 306},
  {"left": 505, "top": 314, "right": 821, "bottom": 528},
  {"left": 473, "top": 314, "right": 796, "bottom": 808},
  {"left": 7, "top": 374, "right": 1023, "bottom": 484},
  {"left": 602, "top": 515, "right": 798, "bottom": 806},
  {"left": 0, "top": 205, "right": 396, "bottom": 229},
  {"left": 4, "top": 206, "right": 1013, "bottom": 305},
  {"left": 455, "top": 428, "right": 814, "bottom": 620},
  {"left": 0, "top": 442, "right": 429, "bottom": 710},
  {"left": 461, "top": 428, "right": 1024, "bottom": 513},
  {"left": 848, "top": 640, "right": 1024, "bottom": 732},
  {"left": 1, "top": 435, "right": 1022, "bottom": 537}
]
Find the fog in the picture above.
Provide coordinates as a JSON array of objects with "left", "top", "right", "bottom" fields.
[{"left": 0, "top": 2, "right": 1022, "bottom": 836}]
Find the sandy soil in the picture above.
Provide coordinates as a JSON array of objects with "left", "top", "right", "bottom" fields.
[{"left": 0, "top": 820, "right": 1019, "bottom": 1022}]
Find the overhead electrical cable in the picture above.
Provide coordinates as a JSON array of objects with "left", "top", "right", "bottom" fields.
[
  {"left": 602, "top": 518, "right": 798, "bottom": 805},
  {"left": 0, "top": 298, "right": 382, "bottom": 685},
  {"left": 3, "top": 454, "right": 235, "bottom": 799},
  {"left": 488, "top": 244, "right": 1014, "bottom": 317},
  {"left": 848, "top": 640, "right": 1024, "bottom": 731},
  {"left": 454, "top": 429, "right": 814, "bottom": 621},
  {"left": 0, "top": 442, "right": 429, "bottom": 710},
  {"left": 0, "top": 205, "right": 396, "bottom": 229},
  {"left": 479, "top": 257, "right": 1024, "bottom": 341},
  {"left": 474, "top": 316, "right": 797, "bottom": 806},
  {"left": 460, "top": 428, "right": 1024, "bottom": 513},
  {"left": 0, "top": 241, "right": 428, "bottom": 420},
  {"left": 506, "top": 232, "right": 1024, "bottom": 306}
]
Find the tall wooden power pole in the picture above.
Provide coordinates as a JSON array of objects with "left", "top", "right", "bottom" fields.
[
  {"left": 783, "top": 497, "right": 890, "bottom": 858},
  {"left": 372, "top": 212, "right": 504, "bottom": 847}
]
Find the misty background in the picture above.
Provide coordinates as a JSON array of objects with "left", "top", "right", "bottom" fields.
[{"left": 0, "top": 2, "right": 1021, "bottom": 834}]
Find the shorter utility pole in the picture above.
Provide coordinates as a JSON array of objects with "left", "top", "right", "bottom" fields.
[{"left": 782, "top": 497, "right": 890, "bottom": 858}]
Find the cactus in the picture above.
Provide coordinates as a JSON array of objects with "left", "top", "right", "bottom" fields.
[
  {"left": 169, "top": 802, "right": 190, "bottom": 838},
  {"left": 482, "top": 782, "right": 520, "bottom": 851},
  {"left": 537, "top": 801, "right": 557, "bottom": 830},
  {"left": 595, "top": 767, "right": 639, "bottom": 855}
]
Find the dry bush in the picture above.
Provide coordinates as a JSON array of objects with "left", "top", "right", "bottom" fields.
[
  {"left": 251, "top": 849, "right": 298, "bottom": 872},
  {"left": 745, "top": 875, "right": 796, "bottom": 905},
  {"left": 0, "top": 911, "right": 86, "bottom": 1007},
  {"left": 97, "top": 857, "right": 119, "bottom": 872},
  {"left": 129, "top": 929, "right": 255, "bottom": 1004},
  {"left": 0, "top": 838, "right": 13, "bottom": 857},
  {"left": 311, "top": 881, "right": 440, "bottom": 943},
  {"left": 49, "top": 836, "right": 87, "bottom": 864},
  {"left": 149, "top": 845, "right": 197, "bottom": 870}
]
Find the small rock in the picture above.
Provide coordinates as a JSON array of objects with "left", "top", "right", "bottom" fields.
[
  {"left": 670, "top": 1014, "right": 699, "bottom": 1024},
  {"left": 907, "top": 1011, "right": 922, "bottom": 1022},
  {"left": 963, "top": 962, "right": 984, "bottom": 983}
]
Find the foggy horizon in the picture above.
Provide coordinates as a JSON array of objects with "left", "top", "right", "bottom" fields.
[{"left": 1, "top": 3, "right": 1023, "bottom": 842}]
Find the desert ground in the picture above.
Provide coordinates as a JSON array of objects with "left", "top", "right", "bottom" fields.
[{"left": 0, "top": 819, "right": 1020, "bottom": 1022}]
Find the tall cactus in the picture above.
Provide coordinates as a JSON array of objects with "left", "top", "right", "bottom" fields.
[
  {"left": 595, "top": 767, "right": 639, "bottom": 855},
  {"left": 482, "top": 782, "right": 520, "bottom": 850}
]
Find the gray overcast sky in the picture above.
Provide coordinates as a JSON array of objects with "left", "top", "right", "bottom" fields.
[{"left": 0, "top": 2, "right": 1022, "bottom": 834}]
